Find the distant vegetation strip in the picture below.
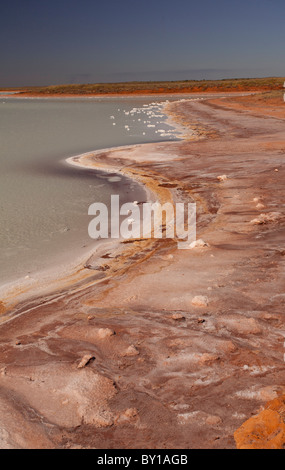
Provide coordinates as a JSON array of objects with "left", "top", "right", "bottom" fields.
[{"left": 1, "top": 77, "right": 285, "bottom": 95}]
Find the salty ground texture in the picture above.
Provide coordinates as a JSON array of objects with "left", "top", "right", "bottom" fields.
[{"left": 0, "top": 94, "right": 284, "bottom": 449}]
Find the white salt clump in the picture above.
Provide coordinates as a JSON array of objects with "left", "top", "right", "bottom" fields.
[
  {"left": 189, "top": 239, "right": 209, "bottom": 249},
  {"left": 108, "top": 176, "right": 121, "bottom": 182}
]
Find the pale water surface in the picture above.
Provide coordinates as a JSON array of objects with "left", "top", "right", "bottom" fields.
[{"left": 0, "top": 95, "right": 186, "bottom": 287}]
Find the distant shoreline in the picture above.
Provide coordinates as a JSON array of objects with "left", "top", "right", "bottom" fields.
[
  {"left": 1, "top": 76, "right": 284, "bottom": 97},
  {"left": 5, "top": 91, "right": 257, "bottom": 99}
]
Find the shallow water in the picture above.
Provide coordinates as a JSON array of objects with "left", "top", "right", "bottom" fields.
[{"left": 0, "top": 95, "right": 185, "bottom": 287}]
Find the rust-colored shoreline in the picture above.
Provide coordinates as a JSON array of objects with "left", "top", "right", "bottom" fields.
[
  {"left": 0, "top": 141, "right": 187, "bottom": 319},
  {"left": 0, "top": 96, "right": 198, "bottom": 318},
  {"left": 1, "top": 90, "right": 258, "bottom": 99},
  {"left": 0, "top": 147, "right": 173, "bottom": 319},
  {"left": 0, "top": 93, "right": 284, "bottom": 449}
]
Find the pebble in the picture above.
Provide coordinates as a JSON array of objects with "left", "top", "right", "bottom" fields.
[
  {"left": 121, "top": 345, "right": 140, "bottom": 357},
  {"left": 97, "top": 328, "right": 116, "bottom": 339},
  {"left": 171, "top": 313, "right": 186, "bottom": 321},
  {"left": 191, "top": 295, "right": 209, "bottom": 307},
  {"left": 77, "top": 354, "right": 95, "bottom": 369},
  {"left": 205, "top": 415, "right": 222, "bottom": 426}
]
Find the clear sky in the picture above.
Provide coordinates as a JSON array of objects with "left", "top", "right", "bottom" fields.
[{"left": 1, "top": 0, "right": 284, "bottom": 87}]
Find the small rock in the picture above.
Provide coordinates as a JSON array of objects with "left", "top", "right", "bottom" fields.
[
  {"left": 122, "top": 345, "right": 140, "bottom": 357},
  {"left": 171, "top": 313, "right": 186, "bottom": 321},
  {"left": 250, "top": 212, "right": 282, "bottom": 225},
  {"left": 217, "top": 175, "right": 227, "bottom": 181},
  {"left": 217, "top": 316, "right": 262, "bottom": 335},
  {"left": 77, "top": 354, "right": 95, "bottom": 369},
  {"left": 123, "top": 408, "right": 138, "bottom": 419},
  {"left": 115, "top": 408, "right": 138, "bottom": 425},
  {"left": 97, "top": 328, "right": 115, "bottom": 339},
  {"left": 206, "top": 415, "right": 222, "bottom": 426},
  {"left": 256, "top": 203, "right": 265, "bottom": 210},
  {"left": 191, "top": 295, "right": 209, "bottom": 307},
  {"left": 198, "top": 353, "right": 220, "bottom": 364}
]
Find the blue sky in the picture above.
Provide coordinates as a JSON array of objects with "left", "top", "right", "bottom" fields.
[{"left": 0, "top": 0, "right": 284, "bottom": 86}]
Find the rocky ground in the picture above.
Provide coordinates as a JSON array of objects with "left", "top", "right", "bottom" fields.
[{"left": 0, "top": 94, "right": 284, "bottom": 449}]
